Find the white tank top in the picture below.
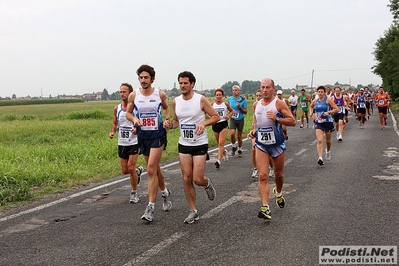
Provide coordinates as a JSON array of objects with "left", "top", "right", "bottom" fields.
[
  {"left": 117, "top": 104, "right": 138, "bottom": 146},
  {"left": 255, "top": 97, "right": 285, "bottom": 146},
  {"left": 134, "top": 88, "right": 166, "bottom": 139},
  {"left": 212, "top": 101, "right": 228, "bottom": 123},
  {"left": 175, "top": 92, "right": 208, "bottom": 146}
]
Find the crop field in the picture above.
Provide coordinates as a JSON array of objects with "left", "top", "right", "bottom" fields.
[{"left": 0, "top": 99, "right": 255, "bottom": 209}]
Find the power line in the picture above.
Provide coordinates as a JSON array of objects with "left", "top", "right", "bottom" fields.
[
  {"left": 276, "top": 72, "right": 312, "bottom": 81},
  {"left": 316, "top": 67, "right": 371, "bottom": 72}
]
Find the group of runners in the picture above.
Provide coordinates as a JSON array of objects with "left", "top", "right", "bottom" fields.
[{"left": 109, "top": 66, "right": 390, "bottom": 222}]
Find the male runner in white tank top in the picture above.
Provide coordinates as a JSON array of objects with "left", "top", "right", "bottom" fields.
[{"left": 164, "top": 71, "right": 219, "bottom": 224}]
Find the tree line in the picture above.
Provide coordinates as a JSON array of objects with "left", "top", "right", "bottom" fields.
[{"left": 373, "top": 0, "right": 399, "bottom": 100}]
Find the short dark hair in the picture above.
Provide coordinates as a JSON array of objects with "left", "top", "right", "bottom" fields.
[
  {"left": 317, "top": 85, "right": 326, "bottom": 92},
  {"left": 136, "top": 64, "right": 156, "bottom": 81},
  {"left": 120, "top": 83, "right": 133, "bottom": 93},
  {"left": 178, "top": 71, "right": 196, "bottom": 84},
  {"left": 214, "top": 88, "right": 224, "bottom": 96}
]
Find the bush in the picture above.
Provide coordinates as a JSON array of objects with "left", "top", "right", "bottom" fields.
[
  {"left": 0, "top": 175, "right": 32, "bottom": 206},
  {"left": 66, "top": 109, "right": 109, "bottom": 120},
  {"left": 1, "top": 114, "right": 17, "bottom": 121}
]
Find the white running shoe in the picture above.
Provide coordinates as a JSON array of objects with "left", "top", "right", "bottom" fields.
[
  {"left": 223, "top": 150, "right": 228, "bottom": 162},
  {"left": 325, "top": 149, "right": 331, "bottom": 161}
]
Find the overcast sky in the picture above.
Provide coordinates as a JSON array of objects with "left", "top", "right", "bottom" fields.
[{"left": 0, "top": 0, "right": 394, "bottom": 98}]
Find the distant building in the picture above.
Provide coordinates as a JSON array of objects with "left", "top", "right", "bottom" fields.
[{"left": 82, "top": 92, "right": 102, "bottom": 101}]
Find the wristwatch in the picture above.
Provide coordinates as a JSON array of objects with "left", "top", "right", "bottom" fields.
[{"left": 276, "top": 116, "right": 280, "bottom": 122}]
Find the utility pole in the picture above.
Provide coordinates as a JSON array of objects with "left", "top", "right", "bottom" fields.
[{"left": 310, "top": 69, "right": 314, "bottom": 90}]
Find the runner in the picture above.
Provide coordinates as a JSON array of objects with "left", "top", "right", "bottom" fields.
[
  {"left": 164, "top": 71, "right": 219, "bottom": 224},
  {"left": 356, "top": 88, "right": 368, "bottom": 128},
  {"left": 211, "top": 88, "right": 233, "bottom": 169},
  {"left": 375, "top": 86, "right": 390, "bottom": 130},
  {"left": 310, "top": 86, "right": 339, "bottom": 165},
  {"left": 109, "top": 83, "right": 143, "bottom": 203},
  {"left": 298, "top": 88, "right": 310, "bottom": 128},
  {"left": 333, "top": 86, "right": 346, "bottom": 141},
  {"left": 342, "top": 90, "right": 352, "bottom": 124},
  {"left": 364, "top": 87, "right": 372, "bottom": 119},
  {"left": 126, "top": 64, "right": 172, "bottom": 222},
  {"left": 277, "top": 90, "right": 289, "bottom": 140},
  {"left": 288, "top": 90, "right": 298, "bottom": 119},
  {"left": 248, "top": 78, "right": 296, "bottom": 221},
  {"left": 228, "top": 85, "right": 248, "bottom": 157},
  {"left": 251, "top": 90, "right": 262, "bottom": 180}
]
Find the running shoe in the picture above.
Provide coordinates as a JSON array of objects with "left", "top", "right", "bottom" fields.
[
  {"left": 300, "top": 124, "right": 304, "bottom": 128},
  {"left": 184, "top": 210, "right": 199, "bottom": 224},
  {"left": 162, "top": 189, "right": 172, "bottom": 211},
  {"left": 205, "top": 178, "right": 216, "bottom": 201},
  {"left": 272, "top": 187, "right": 285, "bottom": 208},
  {"left": 251, "top": 168, "right": 258, "bottom": 179},
  {"left": 129, "top": 192, "right": 139, "bottom": 204},
  {"left": 238, "top": 150, "right": 243, "bottom": 157},
  {"left": 381, "top": 125, "right": 385, "bottom": 130},
  {"left": 215, "top": 160, "right": 220, "bottom": 169},
  {"left": 223, "top": 150, "right": 228, "bottom": 161},
  {"left": 306, "top": 123, "right": 309, "bottom": 128},
  {"left": 141, "top": 205, "right": 154, "bottom": 222},
  {"left": 336, "top": 132, "right": 339, "bottom": 140},
  {"left": 338, "top": 135, "right": 342, "bottom": 142},
  {"left": 230, "top": 146, "right": 237, "bottom": 156},
  {"left": 269, "top": 167, "right": 274, "bottom": 178},
  {"left": 136, "top": 166, "right": 144, "bottom": 184},
  {"left": 317, "top": 158, "right": 324, "bottom": 166},
  {"left": 257, "top": 205, "right": 271, "bottom": 220},
  {"left": 325, "top": 150, "right": 331, "bottom": 161}
]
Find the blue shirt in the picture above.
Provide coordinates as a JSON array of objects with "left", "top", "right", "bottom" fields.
[{"left": 228, "top": 95, "right": 247, "bottom": 121}]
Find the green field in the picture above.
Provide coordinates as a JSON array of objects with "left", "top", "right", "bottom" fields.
[{"left": 0, "top": 99, "right": 255, "bottom": 209}]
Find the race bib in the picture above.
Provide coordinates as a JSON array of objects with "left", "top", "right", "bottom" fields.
[
  {"left": 379, "top": 100, "right": 385, "bottom": 105},
  {"left": 215, "top": 108, "right": 225, "bottom": 119},
  {"left": 358, "top": 102, "right": 366, "bottom": 108},
  {"left": 316, "top": 112, "right": 326, "bottom": 123},
  {"left": 139, "top": 112, "right": 158, "bottom": 130},
  {"left": 301, "top": 102, "right": 307, "bottom": 108},
  {"left": 231, "top": 110, "right": 239, "bottom": 119},
  {"left": 118, "top": 126, "right": 134, "bottom": 144},
  {"left": 180, "top": 124, "right": 197, "bottom": 143},
  {"left": 257, "top": 127, "right": 276, "bottom": 145}
]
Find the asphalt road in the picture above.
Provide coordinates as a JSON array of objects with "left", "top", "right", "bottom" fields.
[{"left": 1, "top": 110, "right": 398, "bottom": 266}]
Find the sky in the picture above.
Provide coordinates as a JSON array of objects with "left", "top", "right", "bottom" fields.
[{"left": 0, "top": 0, "right": 394, "bottom": 98}]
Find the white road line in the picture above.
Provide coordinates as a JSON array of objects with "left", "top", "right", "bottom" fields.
[
  {"left": 123, "top": 231, "right": 188, "bottom": 266},
  {"left": 285, "top": 158, "right": 293, "bottom": 165},
  {"left": 0, "top": 140, "right": 250, "bottom": 223},
  {"left": 295, "top": 149, "right": 307, "bottom": 156},
  {"left": 201, "top": 196, "right": 239, "bottom": 219}
]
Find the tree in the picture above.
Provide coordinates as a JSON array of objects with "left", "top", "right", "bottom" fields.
[
  {"left": 241, "top": 80, "right": 261, "bottom": 95},
  {"left": 389, "top": 0, "right": 399, "bottom": 25},
  {"left": 12, "top": 94, "right": 16, "bottom": 99},
  {"left": 373, "top": 1, "right": 399, "bottom": 99},
  {"left": 373, "top": 24, "right": 399, "bottom": 99},
  {"left": 109, "top": 91, "right": 120, "bottom": 100},
  {"left": 101, "top": 88, "right": 109, "bottom": 100},
  {"left": 221, "top": 81, "right": 240, "bottom": 96}
]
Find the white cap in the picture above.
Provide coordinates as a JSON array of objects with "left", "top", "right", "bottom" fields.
[
  {"left": 277, "top": 90, "right": 283, "bottom": 95},
  {"left": 360, "top": 88, "right": 364, "bottom": 91},
  {"left": 291, "top": 90, "right": 295, "bottom": 93}
]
